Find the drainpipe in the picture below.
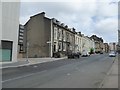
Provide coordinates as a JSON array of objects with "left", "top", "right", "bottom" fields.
[{"left": 50, "top": 20, "right": 53, "bottom": 57}]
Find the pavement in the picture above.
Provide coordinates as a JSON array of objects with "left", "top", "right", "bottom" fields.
[
  {"left": 0, "top": 57, "right": 67, "bottom": 69},
  {"left": 99, "top": 54, "right": 118, "bottom": 88}
]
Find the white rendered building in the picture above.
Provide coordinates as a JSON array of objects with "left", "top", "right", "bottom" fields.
[
  {"left": 81, "top": 35, "right": 95, "bottom": 53},
  {"left": 0, "top": 2, "right": 20, "bottom": 62}
]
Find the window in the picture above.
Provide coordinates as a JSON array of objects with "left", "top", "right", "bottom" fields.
[
  {"left": 20, "top": 30, "right": 24, "bottom": 32},
  {"left": 63, "top": 31, "right": 66, "bottom": 41},
  {"left": 53, "top": 45, "right": 56, "bottom": 52},
  {"left": 20, "top": 45, "right": 24, "bottom": 52},
  {"left": 19, "top": 33, "right": 23, "bottom": 36},
  {"left": 66, "top": 33, "right": 69, "bottom": 41},
  {"left": 59, "top": 29, "right": 62, "bottom": 40},
  {"left": 54, "top": 27, "right": 57, "bottom": 40},
  {"left": 19, "top": 37, "right": 23, "bottom": 39},
  {"left": 19, "top": 40, "right": 23, "bottom": 43},
  {"left": 58, "top": 42, "right": 62, "bottom": 51},
  {"left": 20, "top": 25, "right": 24, "bottom": 29},
  {"left": 69, "top": 34, "right": 72, "bottom": 43},
  {"left": 63, "top": 43, "right": 66, "bottom": 51}
]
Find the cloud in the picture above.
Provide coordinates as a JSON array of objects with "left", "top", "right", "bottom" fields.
[
  {"left": 20, "top": 0, "right": 118, "bottom": 43},
  {"left": 94, "top": 18, "right": 118, "bottom": 42}
]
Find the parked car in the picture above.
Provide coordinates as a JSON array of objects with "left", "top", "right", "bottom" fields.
[
  {"left": 109, "top": 51, "right": 116, "bottom": 57},
  {"left": 67, "top": 52, "right": 80, "bottom": 59},
  {"left": 100, "top": 51, "right": 103, "bottom": 54},
  {"left": 81, "top": 51, "right": 90, "bottom": 57},
  {"left": 53, "top": 52, "right": 60, "bottom": 58}
]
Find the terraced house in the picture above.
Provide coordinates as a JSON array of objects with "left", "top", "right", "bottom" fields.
[
  {"left": 52, "top": 18, "right": 75, "bottom": 57},
  {"left": 23, "top": 12, "right": 75, "bottom": 58},
  {"left": 90, "top": 35, "right": 104, "bottom": 53},
  {"left": 75, "top": 32, "right": 82, "bottom": 53},
  {"left": 81, "top": 34, "right": 95, "bottom": 54}
]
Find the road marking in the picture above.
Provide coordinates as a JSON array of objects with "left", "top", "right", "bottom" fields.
[{"left": 2, "top": 70, "right": 47, "bottom": 83}]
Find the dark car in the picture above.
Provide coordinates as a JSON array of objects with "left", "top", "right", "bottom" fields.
[
  {"left": 100, "top": 52, "right": 103, "bottom": 54},
  {"left": 67, "top": 52, "right": 80, "bottom": 59},
  {"left": 53, "top": 52, "right": 60, "bottom": 58}
]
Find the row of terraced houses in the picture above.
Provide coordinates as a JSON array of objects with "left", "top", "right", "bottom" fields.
[{"left": 18, "top": 12, "right": 109, "bottom": 58}]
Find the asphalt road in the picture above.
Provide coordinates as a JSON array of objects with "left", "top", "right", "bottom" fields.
[{"left": 2, "top": 54, "right": 115, "bottom": 88}]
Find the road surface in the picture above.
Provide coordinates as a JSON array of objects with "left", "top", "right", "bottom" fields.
[{"left": 2, "top": 54, "right": 115, "bottom": 88}]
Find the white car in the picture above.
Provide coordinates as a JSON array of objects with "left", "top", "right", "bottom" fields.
[
  {"left": 109, "top": 51, "right": 116, "bottom": 57},
  {"left": 81, "top": 51, "right": 90, "bottom": 57}
]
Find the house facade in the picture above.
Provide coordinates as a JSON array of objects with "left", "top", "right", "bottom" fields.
[
  {"left": 23, "top": 12, "right": 75, "bottom": 58},
  {"left": 103, "top": 43, "right": 109, "bottom": 53},
  {"left": 75, "top": 32, "right": 82, "bottom": 53},
  {"left": 23, "top": 12, "right": 51, "bottom": 58},
  {"left": 109, "top": 42, "right": 117, "bottom": 51},
  {"left": 90, "top": 35, "right": 104, "bottom": 53},
  {"left": 52, "top": 18, "right": 75, "bottom": 57},
  {"left": 81, "top": 35, "right": 95, "bottom": 53}
]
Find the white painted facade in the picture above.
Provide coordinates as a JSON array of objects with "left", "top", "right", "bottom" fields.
[
  {"left": 89, "top": 38, "right": 95, "bottom": 52},
  {"left": 0, "top": 2, "right": 2, "bottom": 48},
  {"left": 81, "top": 35, "right": 88, "bottom": 52},
  {"left": 1, "top": 2, "right": 20, "bottom": 62},
  {"left": 81, "top": 35, "right": 95, "bottom": 53},
  {"left": 75, "top": 33, "right": 82, "bottom": 53}
]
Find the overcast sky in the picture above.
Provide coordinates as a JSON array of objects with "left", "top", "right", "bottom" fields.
[{"left": 20, "top": 0, "right": 118, "bottom": 43}]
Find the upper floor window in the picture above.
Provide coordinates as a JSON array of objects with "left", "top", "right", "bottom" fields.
[
  {"left": 54, "top": 27, "right": 58, "bottom": 40},
  {"left": 58, "top": 29, "right": 62, "bottom": 40},
  {"left": 66, "top": 33, "right": 69, "bottom": 42},
  {"left": 63, "top": 31, "right": 66, "bottom": 41}
]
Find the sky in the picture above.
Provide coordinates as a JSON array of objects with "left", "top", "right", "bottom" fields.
[{"left": 20, "top": 0, "right": 119, "bottom": 43}]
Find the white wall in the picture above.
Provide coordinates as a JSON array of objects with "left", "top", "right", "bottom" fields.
[
  {"left": 0, "top": 2, "right": 2, "bottom": 89},
  {"left": 81, "top": 36, "right": 87, "bottom": 52},
  {"left": 0, "top": 2, "right": 2, "bottom": 48},
  {"left": 2, "top": 2, "right": 20, "bottom": 62},
  {"left": 81, "top": 36, "right": 95, "bottom": 53}
]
